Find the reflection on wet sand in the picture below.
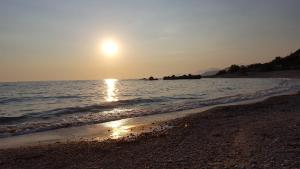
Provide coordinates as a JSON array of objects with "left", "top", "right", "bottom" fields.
[{"left": 104, "top": 120, "right": 135, "bottom": 139}]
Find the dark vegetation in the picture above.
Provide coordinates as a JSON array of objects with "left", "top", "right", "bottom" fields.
[
  {"left": 163, "top": 74, "right": 202, "bottom": 80},
  {"left": 216, "top": 49, "right": 300, "bottom": 76}
]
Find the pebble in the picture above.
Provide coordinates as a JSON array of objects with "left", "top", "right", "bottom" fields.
[{"left": 234, "top": 164, "right": 245, "bottom": 169}]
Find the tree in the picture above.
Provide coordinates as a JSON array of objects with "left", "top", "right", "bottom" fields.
[{"left": 228, "top": 65, "right": 240, "bottom": 73}]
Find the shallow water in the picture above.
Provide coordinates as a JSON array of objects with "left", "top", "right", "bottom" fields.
[{"left": 0, "top": 78, "right": 299, "bottom": 138}]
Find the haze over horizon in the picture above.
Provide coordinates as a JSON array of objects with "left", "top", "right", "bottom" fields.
[{"left": 1, "top": 0, "right": 300, "bottom": 82}]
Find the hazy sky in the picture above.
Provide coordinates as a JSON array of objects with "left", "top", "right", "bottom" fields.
[{"left": 1, "top": 0, "right": 300, "bottom": 82}]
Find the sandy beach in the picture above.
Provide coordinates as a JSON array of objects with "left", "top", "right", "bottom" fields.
[{"left": 0, "top": 92, "right": 299, "bottom": 169}]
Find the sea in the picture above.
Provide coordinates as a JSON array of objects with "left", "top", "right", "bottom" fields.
[{"left": 0, "top": 78, "right": 300, "bottom": 138}]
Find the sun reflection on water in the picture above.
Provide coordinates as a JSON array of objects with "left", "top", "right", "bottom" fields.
[
  {"left": 104, "top": 120, "right": 134, "bottom": 139},
  {"left": 104, "top": 79, "right": 118, "bottom": 102}
]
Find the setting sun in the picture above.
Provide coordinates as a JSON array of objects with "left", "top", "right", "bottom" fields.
[{"left": 101, "top": 40, "right": 119, "bottom": 56}]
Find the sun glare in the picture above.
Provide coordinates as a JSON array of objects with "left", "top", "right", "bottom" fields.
[
  {"left": 101, "top": 40, "right": 119, "bottom": 56},
  {"left": 104, "top": 79, "right": 118, "bottom": 102}
]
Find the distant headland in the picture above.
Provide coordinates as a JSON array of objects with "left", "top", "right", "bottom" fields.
[
  {"left": 142, "top": 74, "right": 202, "bottom": 81},
  {"left": 163, "top": 74, "right": 202, "bottom": 80},
  {"left": 205, "top": 48, "right": 300, "bottom": 78},
  {"left": 142, "top": 48, "right": 300, "bottom": 80}
]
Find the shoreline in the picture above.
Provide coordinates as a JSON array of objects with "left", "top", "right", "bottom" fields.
[
  {"left": 0, "top": 92, "right": 299, "bottom": 168},
  {"left": 0, "top": 88, "right": 297, "bottom": 149},
  {"left": 205, "top": 70, "right": 300, "bottom": 78}
]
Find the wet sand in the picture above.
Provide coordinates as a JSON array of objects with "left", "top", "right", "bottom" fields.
[{"left": 0, "top": 93, "right": 299, "bottom": 169}]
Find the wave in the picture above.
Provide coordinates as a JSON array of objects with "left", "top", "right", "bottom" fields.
[
  {"left": 0, "top": 116, "right": 25, "bottom": 124},
  {"left": 0, "top": 95, "right": 88, "bottom": 104},
  {"left": 0, "top": 98, "right": 166, "bottom": 125}
]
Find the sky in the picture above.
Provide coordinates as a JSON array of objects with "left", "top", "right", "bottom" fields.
[{"left": 0, "top": 0, "right": 300, "bottom": 82}]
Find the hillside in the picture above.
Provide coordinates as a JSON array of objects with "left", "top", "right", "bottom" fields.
[{"left": 214, "top": 49, "right": 300, "bottom": 77}]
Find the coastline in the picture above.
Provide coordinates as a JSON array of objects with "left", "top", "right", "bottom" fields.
[
  {"left": 0, "top": 86, "right": 296, "bottom": 149},
  {"left": 0, "top": 92, "right": 299, "bottom": 168},
  {"left": 205, "top": 70, "right": 300, "bottom": 78}
]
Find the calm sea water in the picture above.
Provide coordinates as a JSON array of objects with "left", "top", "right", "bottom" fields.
[{"left": 0, "top": 78, "right": 299, "bottom": 138}]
